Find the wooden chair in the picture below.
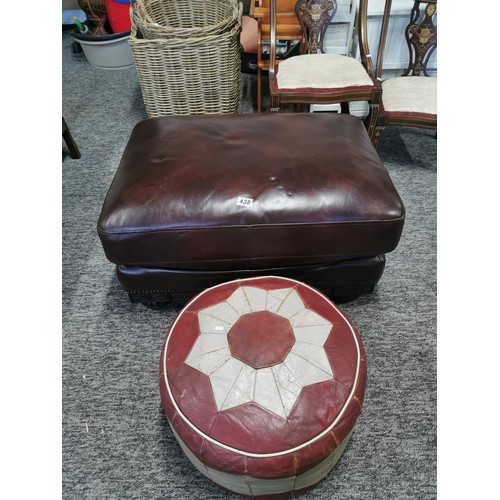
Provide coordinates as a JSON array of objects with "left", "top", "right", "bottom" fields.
[
  {"left": 360, "top": 0, "right": 437, "bottom": 148},
  {"left": 250, "top": 0, "right": 303, "bottom": 112},
  {"left": 62, "top": 116, "right": 81, "bottom": 160},
  {"left": 267, "top": 0, "right": 382, "bottom": 141}
]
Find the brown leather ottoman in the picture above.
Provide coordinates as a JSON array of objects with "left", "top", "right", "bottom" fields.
[
  {"left": 97, "top": 113, "right": 405, "bottom": 307},
  {"left": 160, "top": 275, "right": 367, "bottom": 497}
]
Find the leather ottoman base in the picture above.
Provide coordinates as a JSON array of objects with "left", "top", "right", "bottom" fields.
[
  {"left": 159, "top": 276, "right": 367, "bottom": 498},
  {"left": 117, "top": 254, "right": 386, "bottom": 307}
]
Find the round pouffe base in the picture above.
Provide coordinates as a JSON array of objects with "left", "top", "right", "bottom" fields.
[
  {"left": 159, "top": 276, "right": 367, "bottom": 498},
  {"left": 174, "top": 427, "right": 354, "bottom": 498}
]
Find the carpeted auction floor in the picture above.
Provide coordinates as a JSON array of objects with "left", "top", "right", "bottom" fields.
[{"left": 62, "top": 29, "right": 436, "bottom": 499}]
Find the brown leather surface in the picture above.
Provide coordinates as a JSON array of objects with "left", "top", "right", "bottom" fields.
[
  {"left": 97, "top": 113, "right": 405, "bottom": 269},
  {"left": 116, "top": 255, "right": 386, "bottom": 304}
]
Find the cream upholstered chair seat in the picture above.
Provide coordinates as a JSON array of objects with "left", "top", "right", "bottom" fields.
[
  {"left": 381, "top": 76, "right": 437, "bottom": 116},
  {"left": 276, "top": 53, "right": 375, "bottom": 91},
  {"left": 268, "top": 0, "right": 380, "bottom": 142}
]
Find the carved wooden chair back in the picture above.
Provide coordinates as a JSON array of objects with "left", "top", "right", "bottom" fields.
[
  {"left": 375, "top": 0, "right": 437, "bottom": 79},
  {"left": 294, "top": 0, "right": 337, "bottom": 54}
]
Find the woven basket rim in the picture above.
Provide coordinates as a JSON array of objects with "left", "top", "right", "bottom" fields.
[
  {"left": 131, "top": 0, "right": 240, "bottom": 38},
  {"left": 129, "top": 21, "right": 241, "bottom": 47}
]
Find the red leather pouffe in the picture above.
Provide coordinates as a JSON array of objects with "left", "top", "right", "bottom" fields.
[{"left": 159, "top": 276, "right": 367, "bottom": 498}]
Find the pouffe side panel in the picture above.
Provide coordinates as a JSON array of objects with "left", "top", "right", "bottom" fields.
[
  {"left": 209, "top": 402, "right": 296, "bottom": 454},
  {"left": 294, "top": 430, "right": 354, "bottom": 490},
  {"left": 200, "top": 439, "right": 249, "bottom": 476},
  {"left": 326, "top": 329, "right": 367, "bottom": 445},
  {"left": 245, "top": 474, "right": 297, "bottom": 497},
  {"left": 173, "top": 426, "right": 354, "bottom": 497},
  {"left": 169, "top": 412, "right": 205, "bottom": 460},
  {"left": 159, "top": 372, "right": 178, "bottom": 424},
  {"left": 331, "top": 338, "right": 366, "bottom": 445},
  {"left": 169, "top": 414, "right": 204, "bottom": 460},
  {"left": 170, "top": 428, "right": 216, "bottom": 487},
  {"left": 244, "top": 454, "right": 298, "bottom": 480},
  {"left": 172, "top": 426, "right": 254, "bottom": 496},
  {"left": 332, "top": 397, "right": 364, "bottom": 446},
  {"left": 292, "top": 431, "right": 339, "bottom": 475},
  {"left": 196, "top": 407, "right": 353, "bottom": 480}
]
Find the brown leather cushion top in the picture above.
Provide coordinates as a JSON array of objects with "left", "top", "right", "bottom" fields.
[{"left": 97, "top": 113, "right": 404, "bottom": 270}]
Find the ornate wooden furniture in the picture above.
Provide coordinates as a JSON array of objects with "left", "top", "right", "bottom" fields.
[
  {"left": 359, "top": 0, "right": 437, "bottom": 148},
  {"left": 62, "top": 116, "right": 81, "bottom": 160},
  {"left": 267, "top": 0, "right": 381, "bottom": 142},
  {"left": 250, "top": 0, "right": 303, "bottom": 112}
]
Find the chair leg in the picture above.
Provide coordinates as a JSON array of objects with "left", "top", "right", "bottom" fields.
[
  {"left": 372, "top": 126, "right": 385, "bottom": 150},
  {"left": 257, "top": 67, "right": 262, "bottom": 113},
  {"left": 62, "top": 117, "right": 81, "bottom": 159},
  {"left": 270, "top": 94, "right": 280, "bottom": 113},
  {"left": 363, "top": 103, "right": 380, "bottom": 145},
  {"left": 340, "top": 102, "right": 350, "bottom": 114}
]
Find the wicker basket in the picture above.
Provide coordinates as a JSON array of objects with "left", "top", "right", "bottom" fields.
[
  {"left": 131, "top": 0, "right": 240, "bottom": 39},
  {"left": 78, "top": 0, "right": 106, "bottom": 16},
  {"left": 129, "top": 17, "right": 242, "bottom": 117}
]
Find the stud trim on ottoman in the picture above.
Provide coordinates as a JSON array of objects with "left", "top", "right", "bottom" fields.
[{"left": 159, "top": 276, "right": 367, "bottom": 498}]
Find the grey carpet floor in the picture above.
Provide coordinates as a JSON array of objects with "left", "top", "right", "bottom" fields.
[{"left": 62, "top": 30, "right": 436, "bottom": 499}]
